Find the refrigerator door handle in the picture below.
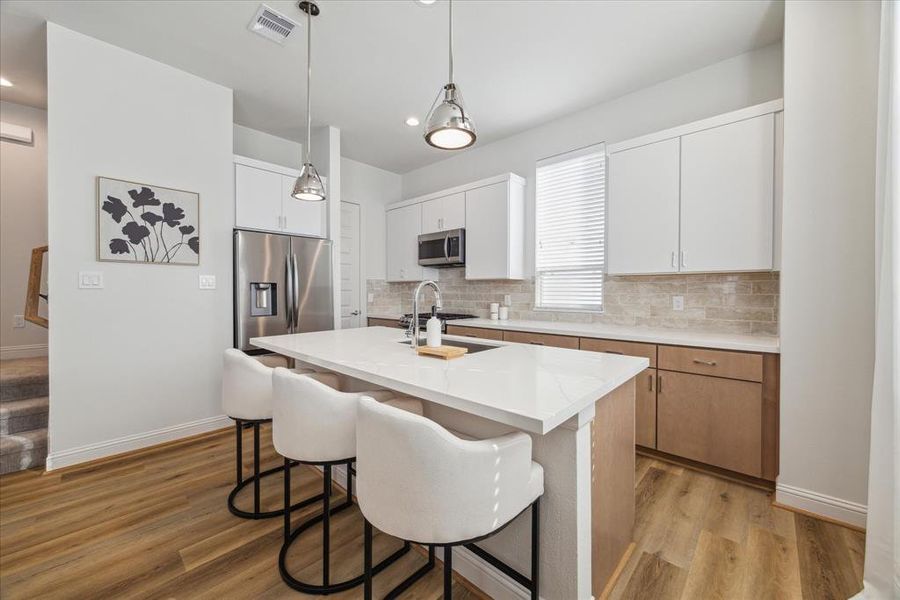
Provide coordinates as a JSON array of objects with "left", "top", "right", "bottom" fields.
[
  {"left": 285, "top": 254, "right": 294, "bottom": 331},
  {"left": 292, "top": 253, "right": 301, "bottom": 330}
]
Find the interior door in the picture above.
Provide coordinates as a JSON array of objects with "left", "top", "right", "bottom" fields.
[
  {"left": 607, "top": 139, "right": 680, "bottom": 274},
  {"left": 340, "top": 202, "right": 362, "bottom": 328},
  {"left": 281, "top": 175, "right": 326, "bottom": 238},
  {"left": 235, "top": 164, "right": 282, "bottom": 233}
]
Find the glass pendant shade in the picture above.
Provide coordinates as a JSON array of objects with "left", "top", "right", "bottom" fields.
[
  {"left": 424, "top": 84, "right": 476, "bottom": 150},
  {"left": 292, "top": 162, "right": 326, "bottom": 201}
]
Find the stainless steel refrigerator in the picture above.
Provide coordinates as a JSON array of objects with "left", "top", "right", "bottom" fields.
[{"left": 234, "top": 229, "right": 334, "bottom": 352}]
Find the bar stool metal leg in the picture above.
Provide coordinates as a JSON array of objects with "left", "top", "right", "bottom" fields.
[
  {"left": 531, "top": 498, "right": 540, "bottom": 600},
  {"left": 443, "top": 546, "right": 453, "bottom": 598},
  {"left": 364, "top": 520, "right": 373, "bottom": 600},
  {"left": 323, "top": 465, "right": 331, "bottom": 587},
  {"left": 253, "top": 422, "right": 261, "bottom": 514},
  {"left": 235, "top": 419, "right": 243, "bottom": 486}
]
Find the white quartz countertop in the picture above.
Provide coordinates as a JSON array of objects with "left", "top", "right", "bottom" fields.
[
  {"left": 443, "top": 318, "right": 780, "bottom": 354},
  {"left": 251, "top": 327, "right": 648, "bottom": 435}
]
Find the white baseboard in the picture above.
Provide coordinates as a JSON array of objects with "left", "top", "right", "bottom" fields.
[
  {"left": 329, "top": 464, "right": 538, "bottom": 600},
  {"left": 0, "top": 343, "right": 48, "bottom": 360},
  {"left": 46, "top": 414, "right": 231, "bottom": 471},
  {"left": 776, "top": 483, "right": 868, "bottom": 529}
]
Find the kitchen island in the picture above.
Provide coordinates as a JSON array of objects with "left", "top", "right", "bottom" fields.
[{"left": 252, "top": 326, "right": 648, "bottom": 599}]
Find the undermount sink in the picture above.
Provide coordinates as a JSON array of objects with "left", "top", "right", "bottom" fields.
[{"left": 399, "top": 338, "right": 499, "bottom": 354}]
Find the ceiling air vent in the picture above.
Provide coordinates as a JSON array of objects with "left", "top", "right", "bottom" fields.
[{"left": 248, "top": 4, "right": 299, "bottom": 44}]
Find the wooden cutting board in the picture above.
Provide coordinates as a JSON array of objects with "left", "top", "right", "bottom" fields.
[{"left": 416, "top": 345, "right": 468, "bottom": 359}]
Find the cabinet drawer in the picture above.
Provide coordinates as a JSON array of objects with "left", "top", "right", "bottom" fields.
[
  {"left": 580, "top": 338, "right": 657, "bottom": 368},
  {"left": 502, "top": 330, "right": 579, "bottom": 349},
  {"left": 658, "top": 345, "right": 762, "bottom": 382},
  {"left": 446, "top": 325, "right": 504, "bottom": 341},
  {"left": 368, "top": 318, "right": 401, "bottom": 328},
  {"left": 657, "top": 371, "right": 762, "bottom": 477}
]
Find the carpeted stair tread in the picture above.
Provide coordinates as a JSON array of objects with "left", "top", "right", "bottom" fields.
[
  {"left": 0, "top": 357, "right": 49, "bottom": 402},
  {"left": 0, "top": 397, "right": 49, "bottom": 434},
  {"left": 0, "top": 427, "right": 47, "bottom": 474}
]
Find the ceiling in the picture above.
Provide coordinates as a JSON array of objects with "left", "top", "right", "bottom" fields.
[{"left": 0, "top": 0, "right": 783, "bottom": 173}]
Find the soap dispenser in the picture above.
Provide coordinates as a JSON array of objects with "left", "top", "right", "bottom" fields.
[{"left": 426, "top": 306, "right": 442, "bottom": 348}]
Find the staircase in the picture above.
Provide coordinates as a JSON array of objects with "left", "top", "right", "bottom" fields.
[{"left": 0, "top": 357, "right": 49, "bottom": 474}]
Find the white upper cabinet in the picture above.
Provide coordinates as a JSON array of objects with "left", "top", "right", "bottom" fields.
[
  {"left": 233, "top": 155, "right": 326, "bottom": 238},
  {"left": 605, "top": 100, "right": 781, "bottom": 274},
  {"left": 465, "top": 180, "right": 525, "bottom": 280},
  {"left": 607, "top": 138, "right": 680, "bottom": 274},
  {"left": 280, "top": 175, "right": 326, "bottom": 237},
  {"left": 421, "top": 192, "right": 465, "bottom": 233},
  {"left": 680, "top": 113, "right": 774, "bottom": 272},
  {"left": 386, "top": 203, "right": 425, "bottom": 282},
  {"left": 235, "top": 163, "right": 282, "bottom": 233}
]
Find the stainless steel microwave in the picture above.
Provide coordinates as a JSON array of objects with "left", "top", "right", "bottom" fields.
[{"left": 418, "top": 228, "right": 465, "bottom": 267}]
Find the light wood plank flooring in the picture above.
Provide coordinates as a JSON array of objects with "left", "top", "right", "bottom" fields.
[{"left": 0, "top": 426, "right": 865, "bottom": 599}]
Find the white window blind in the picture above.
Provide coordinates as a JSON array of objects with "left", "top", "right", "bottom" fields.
[{"left": 535, "top": 143, "right": 606, "bottom": 311}]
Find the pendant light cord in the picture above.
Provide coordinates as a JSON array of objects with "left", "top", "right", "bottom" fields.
[
  {"left": 305, "top": 3, "right": 313, "bottom": 164},
  {"left": 448, "top": 0, "right": 453, "bottom": 84}
]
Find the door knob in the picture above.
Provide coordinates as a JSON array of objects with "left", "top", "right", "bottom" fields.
[{"left": 351, "top": 310, "right": 360, "bottom": 316}]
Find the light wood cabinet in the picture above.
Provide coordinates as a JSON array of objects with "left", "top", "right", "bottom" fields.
[
  {"left": 445, "top": 325, "right": 504, "bottom": 341},
  {"left": 680, "top": 113, "right": 774, "bottom": 272},
  {"left": 579, "top": 338, "right": 657, "bottom": 367},
  {"left": 386, "top": 204, "right": 429, "bottom": 282},
  {"left": 658, "top": 345, "right": 763, "bottom": 382},
  {"left": 657, "top": 371, "right": 763, "bottom": 477},
  {"left": 234, "top": 157, "right": 326, "bottom": 238},
  {"left": 607, "top": 139, "right": 680, "bottom": 275},
  {"left": 421, "top": 192, "right": 465, "bottom": 234},
  {"left": 635, "top": 368, "right": 657, "bottom": 448},
  {"left": 367, "top": 317, "right": 402, "bottom": 328},
  {"left": 464, "top": 180, "right": 525, "bottom": 280},
  {"left": 502, "top": 330, "right": 579, "bottom": 349}
]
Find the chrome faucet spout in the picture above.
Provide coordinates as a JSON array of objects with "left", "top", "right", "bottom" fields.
[{"left": 410, "top": 280, "right": 443, "bottom": 350}]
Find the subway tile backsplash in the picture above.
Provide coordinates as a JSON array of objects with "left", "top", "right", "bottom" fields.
[{"left": 367, "top": 268, "right": 779, "bottom": 336}]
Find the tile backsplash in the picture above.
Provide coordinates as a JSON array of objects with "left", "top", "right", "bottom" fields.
[{"left": 367, "top": 268, "right": 779, "bottom": 336}]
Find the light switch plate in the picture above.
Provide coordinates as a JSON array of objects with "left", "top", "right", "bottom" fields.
[
  {"left": 78, "top": 271, "right": 104, "bottom": 289},
  {"left": 12, "top": 315, "right": 25, "bottom": 328},
  {"left": 367, "top": 292, "right": 374, "bottom": 303},
  {"left": 672, "top": 296, "right": 684, "bottom": 311},
  {"left": 503, "top": 294, "right": 512, "bottom": 306},
  {"left": 199, "top": 275, "right": 217, "bottom": 290}
]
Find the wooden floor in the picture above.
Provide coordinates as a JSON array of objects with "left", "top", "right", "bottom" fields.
[
  {"left": 606, "top": 456, "right": 865, "bottom": 600},
  {"left": 0, "top": 426, "right": 864, "bottom": 600}
]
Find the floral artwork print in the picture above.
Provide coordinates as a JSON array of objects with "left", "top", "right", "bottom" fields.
[{"left": 97, "top": 177, "right": 199, "bottom": 265}]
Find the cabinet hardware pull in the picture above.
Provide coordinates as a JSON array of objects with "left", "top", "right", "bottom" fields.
[
  {"left": 529, "top": 341, "right": 545, "bottom": 345},
  {"left": 604, "top": 350, "right": 624, "bottom": 355},
  {"left": 648, "top": 373, "right": 653, "bottom": 391},
  {"left": 693, "top": 359, "right": 717, "bottom": 366},
  {"left": 671, "top": 251, "right": 677, "bottom": 268},
  {"left": 658, "top": 374, "right": 663, "bottom": 393},
  {"left": 681, "top": 250, "right": 687, "bottom": 268}
]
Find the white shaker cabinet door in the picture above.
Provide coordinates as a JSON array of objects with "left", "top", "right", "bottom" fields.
[
  {"left": 280, "top": 175, "right": 326, "bottom": 238},
  {"left": 235, "top": 164, "right": 283, "bottom": 233},
  {"left": 680, "top": 114, "right": 775, "bottom": 272},
  {"left": 441, "top": 192, "right": 466, "bottom": 230},
  {"left": 465, "top": 181, "right": 522, "bottom": 280},
  {"left": 386, "top": 204, "right": 422, "bottom": 282},
  {"left": 607, "top": 138, "right": 681, "bottom": 274},
  {"left": 421, "top": 198, "right": 443, "bottom": 234}
]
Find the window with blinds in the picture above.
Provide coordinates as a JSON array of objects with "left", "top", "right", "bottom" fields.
[{"left": 534, "top": 143, "right": 606, "bottom": 311}]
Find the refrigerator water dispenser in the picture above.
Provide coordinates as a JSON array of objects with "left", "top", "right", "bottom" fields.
[{"left": 250, "top": 283, "right": 277, "bottom": 317}]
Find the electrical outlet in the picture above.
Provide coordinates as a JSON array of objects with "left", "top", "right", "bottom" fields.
[
  {"left": 672, "top": 296, "right": 684, "bottom": 311},
  {"left": 367, "top": 292, "right": 374, "bottom": 303},
  {"left": 12, "top": 315, "right": 25, "bottom": 328},
  {"left": 78, "top": 271, "right": 104, "bottom": 289},
  {"left": 199, "top": 275, "right": 217, "bottom": 290},
  {"left": 503, "top": 294, "right": 512, "bottom": 306}
]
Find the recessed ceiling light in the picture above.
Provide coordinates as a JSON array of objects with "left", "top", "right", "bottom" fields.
[
  {"left": 0, "top": 77, "right": 12, "bottom": 87},
  {"left": 405, "top": 116, "right": 420, "bottom": 127},
  {"left": 416, "top": 0, "right": 437, "bottom": 5}
]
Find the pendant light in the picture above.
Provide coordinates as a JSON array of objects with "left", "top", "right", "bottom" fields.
[
  {"left": 423, "top": 0, "right": 476, "bottom": 150},
  {"left": 292, "top": 1, "right": 326, "bottom": 202}
]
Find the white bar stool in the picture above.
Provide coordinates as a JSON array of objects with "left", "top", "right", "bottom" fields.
[
  {"left": 272, "top": 368, "right": 423, "bottom": 595},
  {"left": 356, "top": 396, "right": 544, "bottom": 599},
  {"left": 222, "top": 349, "right": 339, "bottom": 519}
]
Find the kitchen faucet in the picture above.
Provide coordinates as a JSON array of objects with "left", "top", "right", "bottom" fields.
[{"left": 407, "top": 280, "right": 442, "bottom": 349}]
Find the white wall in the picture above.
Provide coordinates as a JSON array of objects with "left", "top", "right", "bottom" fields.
[
  {"left": 777, "top": 1, "right": 880, "bottom": 526},
  {"left": 233, "top": 123, "right": 301, "bottom": 169},
  {"left": 46, "top": 24, "right": 234, "bottom": 466},
  {"left": 341, "top": 157, "right": 402, "bottom": 282},
  {"left": 0, "top": 101, "right": 48, "bottom": 358},
  {"left": 401, "top": 43, "right": 784, "bottom": 275}
]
